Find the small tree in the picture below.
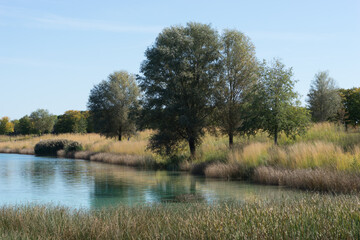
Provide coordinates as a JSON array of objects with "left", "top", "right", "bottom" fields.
[
  {"left": 339, "top": 87, "right": 360, "bottom": 128},
  {"left": 214, "top": 30, "right": 258, "bottom": 147},
  {"left": 87, "top": 71, "right": 140, "bottom": 141},
  {"left": 54, "top": 110, "right": 88, "bottom": 134},
  {"left": 139, "top": 22, "right": 222, "bottom": 158},
  {"left": 307, "top": 71, "right": 341, "bottom": 122},
  {"left": 257, "top": 59, "right": 310, "bottom": 144},
  {"left": 0, "top": 117, "right": 14, "bottom": 135},
  {"left": 29, "top": 109, "right": 57, "bottom": 135},
  {"left": 12, "top": 120, "right": 20, "bottom": 135}
]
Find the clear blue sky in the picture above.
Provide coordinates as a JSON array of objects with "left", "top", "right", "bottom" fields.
[{"left": 1, "top": 0, "right": 359, "bottom": 119}]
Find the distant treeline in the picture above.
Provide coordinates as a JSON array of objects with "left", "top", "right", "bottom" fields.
[
  {"left": 1, "top": 22, "right": 359, "bottom": 158},
  {"left": 0, "top": 109, "right": 94, "bottom": 136}
]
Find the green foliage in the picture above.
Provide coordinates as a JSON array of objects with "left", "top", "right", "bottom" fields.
[
  {"left": 29, "top": 109, "right": 56, "bottom": 135},
  {"left": 54, "top": 110, "right": 88, "bottom": 134},
  {"left": 34, "top": 139, "right": 82, "bottom": 156},
  {"left": 307, "top": 71, "right": 341, "bottom": 122},
  {"left": 17, "top": 115, "right": 33, "bottom": 135},
  {"left": 11, "top": 119, "right": 20, "bottom": 134},
  {"left": 87, "top": 71, "right": 140, "bottom": 141},
  {"left": 64, "top": 141, "right": 83, "bottom": 152},
  {"left": 256, "top": 59, "right": 310, "bottom": 144},
  {"left": 139, "top": 22, "right": 222, "bottom": 157},
  {"left": 0, "top": 117, "right": 14, "bottom": 135},
  {"left": 213, "top": 30, "right": 258, "bottom": 146},
  {"left": 339, "top": 87, "right": 360, "bottom": 128}
]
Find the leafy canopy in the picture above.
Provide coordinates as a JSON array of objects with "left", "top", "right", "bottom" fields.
[
  {"left": 54, "top": 110, "right": 88, "bottom": 134},
  {"left": 0, "top": 117, "right": 14, "bottom": 135},
  {"left": 307, "top": 71, "right": 341, "bottom": 122},
  {"left": 339, "top": 87, "right": 360, "bottom": 127},
  {"left": 29, "top": 109, "right": 56, "bottom": 135},
  {"left": 87, "top": 71, "right": 140, "bottom": 141},
  {"left": 256, "top": 59, "right": 310, "bottom": 144},
  {"left": 139, "top": 22, "right": 222, "bottom": 157},
  {"left": 213, "top": 29, "right": 258, "bottom": 146}
]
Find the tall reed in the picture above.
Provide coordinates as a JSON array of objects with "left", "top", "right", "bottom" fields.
[{"left": 0, "top": 195, "right": 359, "bottom": 239}]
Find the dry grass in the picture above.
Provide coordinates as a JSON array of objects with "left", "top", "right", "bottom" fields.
[
  {"left": 57, "top": 150, "right": 156, "bottom": 168},
  {"left": 0, "top": 131, "right": 153, "bottom": 156},
  {"left": 1, "top": 195, "right": 360, "bottom": 239},
  {"left": 227, "top": 141, "right": 360, "bottom": 172},
  {"left": 204, "top": 162, "right": 242, "bottom": 179},
  {"left": 0, "top": 148, "right": 34, "bottom": 154},
  {"left": 253, "top": 166, "right": 360, "bottom": 193},
  {"left": 229, "top": 142, "right": 271, "bottom": 167},
  {"left": 89, "top": 152, "right": 156, "bottom": 168}
]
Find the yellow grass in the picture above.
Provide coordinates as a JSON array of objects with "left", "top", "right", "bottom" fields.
[
  {"left": 0, "top": 123, "right": 359, "bottom": 172},
  {"left": 0, "top": 130, "right": 153, "bottom": 156},
  {"left": 229, "top": 142, "right": 271, "bottom": 167}
]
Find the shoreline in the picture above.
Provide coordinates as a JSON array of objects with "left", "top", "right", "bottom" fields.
[{"left": 1, "top": 148, "right": 360, "bottom": 194}]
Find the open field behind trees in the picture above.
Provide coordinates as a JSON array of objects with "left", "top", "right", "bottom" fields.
[{"left": 0, "top": 194, "right": 359, "bottom": 239}]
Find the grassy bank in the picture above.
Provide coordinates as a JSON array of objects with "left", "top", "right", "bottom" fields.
[
  {"left": 1, "top": 123, "right": 360, "bottom": 193},
  {"left": 0, "top": 195, "right": 359, "bottom": 239}
]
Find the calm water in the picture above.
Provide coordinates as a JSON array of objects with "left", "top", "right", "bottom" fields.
[{"left": 0, "top": 153, "right": 305, "bottom": 209}]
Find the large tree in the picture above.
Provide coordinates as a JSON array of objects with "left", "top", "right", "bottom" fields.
[
  {"left": 139, "top": 22, "right": 221, "bottom": 157},
  {"left": 87, "top": 71, "right": 140, "bottom": 141},
  {"left": 256, "top": 59, "right": 310, "bottom": 145},
  {"left": 214, "top": 30, "right": 258, "bottom": 147},
  {"left": 29, "top": 109, "right": 56, "bottom": 135},
  {"left": 307, "top": 71, "right": 341, "bottom": 122}
]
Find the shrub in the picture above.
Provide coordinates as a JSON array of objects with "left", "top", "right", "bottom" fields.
[
  {"left": 34, "top": 139, "right": 82, "bottom": 156},
  {"left": 64, "top": 141, "right": 83, "bottom": 152}
]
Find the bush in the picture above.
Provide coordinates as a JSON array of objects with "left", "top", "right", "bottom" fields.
[
  {"left": 34, "top": 139, "right": 82, "bottom": 156},
  {"left": 64, "top": 141, "right": 83, "bottom": 152}
]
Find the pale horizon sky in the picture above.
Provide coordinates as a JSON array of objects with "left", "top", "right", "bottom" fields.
[{"left": 1, "top": 0, "right": 359, "bottom": 119}]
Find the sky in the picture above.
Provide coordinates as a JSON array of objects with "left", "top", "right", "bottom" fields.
[{"left": 0, "top": 0, "right": 359, "bottom": 119}]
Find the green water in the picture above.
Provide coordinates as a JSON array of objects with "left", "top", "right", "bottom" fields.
[{"left": 0, "top": 153, "right": 305, "bottom": 209}]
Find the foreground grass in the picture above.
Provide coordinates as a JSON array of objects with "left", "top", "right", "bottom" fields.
[{"left": 1, "top": 195, "right": 359, "bottom": 239}]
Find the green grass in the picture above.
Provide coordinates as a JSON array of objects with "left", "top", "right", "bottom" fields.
[{"left": 0, "top": 194, "right": 360, "bottom": 239}]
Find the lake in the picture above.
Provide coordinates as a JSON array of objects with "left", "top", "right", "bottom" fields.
[{"left": 0, "top": 153, "right": 306, "bottom": 209}]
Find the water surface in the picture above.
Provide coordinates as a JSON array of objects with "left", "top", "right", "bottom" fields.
[{"left": 0, "top": 153, "right": 305, "bottom": 209}]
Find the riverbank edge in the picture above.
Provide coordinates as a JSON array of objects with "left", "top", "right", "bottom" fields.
[{"left": 1, "top": 148, "right": 360, "bottom": 193}]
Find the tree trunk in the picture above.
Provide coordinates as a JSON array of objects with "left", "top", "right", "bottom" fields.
[
  {"left": 189, "top": 137, "right": 196, "bottom": 158},
  {"left": 274, "top": 130, "right": 278, "bottom": 145},
  {"left": 228, "top": 132, "right": 234, "bottom": 148},
  {"left": 118, "top": 127, "right": 122, "bottom": 141}
]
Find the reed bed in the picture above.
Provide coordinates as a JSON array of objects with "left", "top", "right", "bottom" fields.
[
  {"left": 228, "top": 141, "right": 360, "bottom": 171},
  {"left": 253, "top": 166, "right": 360, "bottom": 193},
  {"left": 0, "top": 195, "right": 359, "bottom": 239},
  {"left": 0, "top": 148, "right": 34, "bottom": 154},
  {"left": 57, "top": 150, "right": 157, "bottom": 169}
]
